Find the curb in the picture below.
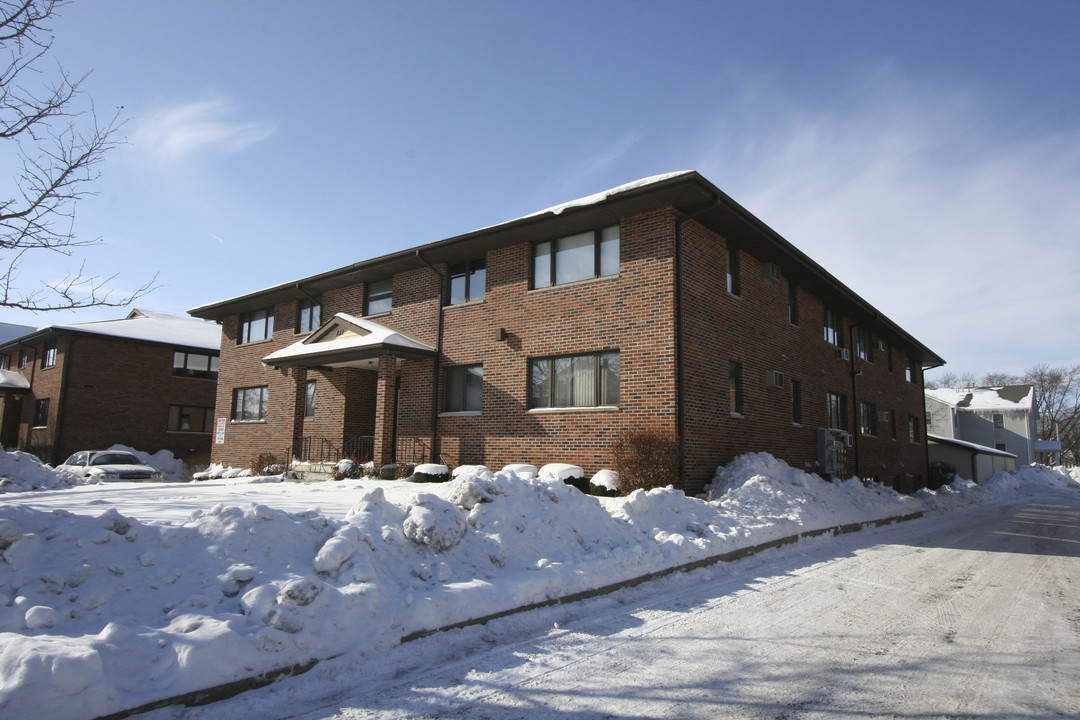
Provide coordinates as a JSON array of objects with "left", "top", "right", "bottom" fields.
[{"left": 94, "top": 510, "right": 923, "bottom": 719}]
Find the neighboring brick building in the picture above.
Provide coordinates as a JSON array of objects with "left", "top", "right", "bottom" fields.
[
  {"left": 0, "top": 310, "right": 221, "bottom": 467},
  {"left": 189, "top": 171, "right": 944, "bottom": 494}
]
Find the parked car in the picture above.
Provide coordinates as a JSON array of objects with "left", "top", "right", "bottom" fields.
[{"left": 56, "top": 450, "right": 164, "bottom": 482}]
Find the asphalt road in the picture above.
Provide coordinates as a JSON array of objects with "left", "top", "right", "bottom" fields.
[{"left": 196, "top": 490, "right": 1080, "bottom": 720}]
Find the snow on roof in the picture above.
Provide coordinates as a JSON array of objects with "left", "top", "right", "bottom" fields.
[
  {"left": 928, "top": 433, "right": 1017, "bottom": 458},
  {"left": 0, "top": 322, "right": 35, "bottom": 345},
  {"left": 520, "top": 170, "right": 695, "bottom": 221},
  {"left": 43, "top": 309, "right": 221, "bottom": 351},
  {"left": 261, "top": 313, "right": 435, "bottom": 366},
  {"left": 0, "top": 369, "right": 30, "bottom": 391},
  {"left": 925, "top": 385, "right": 1033, "bottom": 410}
]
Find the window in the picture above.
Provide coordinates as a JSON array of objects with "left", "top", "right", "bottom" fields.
[
  {"left": 905, "top": 356, "right": 917, "bottom": 383},
  {"left": 788, "top": 283, "right": 799, "bottom": 325},
  {"left": 992, "top": 412, "right": 1004, "bottom": 429},
  {"left": 232, "top": 386, "right": 268, "bottom": 421},
  {"left": 860, "top": 401, "right": 877, "bottom": 435},
  {"left": 856, "top": 328, "right": 873, "bottom": 362},
  {"left": 449, "top": 259, "right": 485, "bottom": 305},
  {"left": 305, "top": 380, "right": 316, "bottom": 418},
  {"left": 908, "top": 413, "right": 921, "bottom": 443},
  {"left": 444, "top": 365, "right": 483, "bottom": 412},
  {"left": 824, "top": 309, "right": 843, "bottom": 347},
  {"left": 0, "top": 355, "right": 7, "bottom": 370},
  {"left": 297, "top": 298, "right": 321, "bottom": 333},
  {"left": 33, "top": 398, "right": 49, "bottom": 427},
  {"left": 533, "top": 225, "right": 619, "bottom": 289},
  {"left": 529, "top": 351, "right": 619, "bottom": 409},
  {"left": 18, "top": 349, "right": 28, "bottom": 368},
  {"left": 168, "top": 405, "right": 213, "bottom": 433},
  {"left": 726, "top": 247, "right": 740, "bottom": 295},
  {"left": 995, "top": 442, "right": 1008, "bottom": 452},
  {"left": 366, "top": 278, "right": 392, "bottom": 315},
  {"left": 891, "top": 409, "right": 897, "bottom": 440},
  {"left": 827, "top": 392, "right": 848, "bottom": 430},
  {"left": 729, "top": 361, "right": 743, "bottom": 415},
  {"left": 42, "top": 341, "right": 57, "bottom": 369},
  {"left": 239, "top": 309, "right": 274, "bottom": 344},
  {"left": 791, "top": 379, "right": 802, "bottom": 424},
  {"left": 173, "top": 351, "right": 219, "bottom": 379}
]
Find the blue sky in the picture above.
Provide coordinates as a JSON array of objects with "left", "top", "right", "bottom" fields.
[{"left": 5, "top": 0, "right": 1078, "bottom": 380}]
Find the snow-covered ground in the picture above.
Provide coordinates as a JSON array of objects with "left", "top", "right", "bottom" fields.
[{"left": 1, "top": 449, "right": 1077, "bottom": 720}]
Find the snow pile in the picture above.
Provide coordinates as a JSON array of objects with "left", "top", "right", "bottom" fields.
[
  {"left": 105, "top": 445, "right": 191, "bottom": 483},
  {"left": 0, "top": 453, "right": 1074, "bottom": 719},
  {"left": 916, "top": 463, "right": 1080, "bottom": 511},
  {"left": 0, "top": 450, "right": 81, "bottom": 492}
]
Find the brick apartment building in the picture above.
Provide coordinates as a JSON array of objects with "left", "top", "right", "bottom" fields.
[
  {"left": 189, "top": 171, "right": 944, "bottom": 495},
  {"left": 0, "top": 310, "right": 221, "bottom": 466}
]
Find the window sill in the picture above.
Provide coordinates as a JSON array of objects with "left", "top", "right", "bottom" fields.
[
  {"left": 230, "top": 420, "right": 266, "bottom": 425},
  {"left": 440, "top": 410, "right": 482, "bottom": 417},
  {"left": 365, "top": 310, "right": 391, "bottom": 319},
  {"left": 528, "top": 405, "right": 619, "bottom": 414},
  {"left": 730, "top": 412, "right": 744, "bottom": 419},
  {"left": 237, "top": 338, "right": 273, "bottom": 348},
  {"left": 444, "top": 299, "right": 485, "bottom": 310},
  {"left": 167, "top": 430, "right": 211, "bottom": 435},
  {"left": 530, "top": 274, "right": 619, "bottom": 293}
]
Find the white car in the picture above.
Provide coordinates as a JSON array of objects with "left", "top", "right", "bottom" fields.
[{"left": 57, "top": 450, "right": 164, "bottom": 482}]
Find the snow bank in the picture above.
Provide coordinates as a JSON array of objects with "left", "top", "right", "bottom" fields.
[
  {"left": 0, "top": 452, "right": 1076, "bottom": 719},
  {"left": 0, "top": 450, "right": 82, "bottom": 492}
]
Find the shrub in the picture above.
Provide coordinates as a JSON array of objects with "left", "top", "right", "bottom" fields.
[
  {"left": 928, "top": 461, "right": 957, "bottom": 490},
  {"left": 612, "top": 429, "right": 680, "bottom": 495},
  {"left": 249, "top": 452, "right": 283, "bottom": 477}
]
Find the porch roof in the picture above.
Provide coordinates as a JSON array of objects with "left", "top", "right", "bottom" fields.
[
  {"left": 0, "top": 369, "right": 30, "bottom": 392},
  {"left": 261, "top": 313, "right": 436, "bottom": 370}
]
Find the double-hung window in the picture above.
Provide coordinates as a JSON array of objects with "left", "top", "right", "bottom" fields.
[
  {"left": 529, "top": 351, "right": 619, "bottom": 409},
  {"left": 33, "top": 398, "right": 49, "bottom": 428},
  {"left": 533, "top": 226, "right": 619, "bottom": 289},
  {"left": 444, "top": 365, "right": 483, "bottom": 412},
  {"left": 297, "top": 298, "right": 321, "bottom": 333},
  {"left": 239, "top": 309, "right": 274, "bottom": 344},
  {"left": 366, "top": 278, "right": 392, "bottom": 315},
  {"left": 168, "top": 405, "right": 213, "bottom": 433},
  {"left": 856, "top": 328, "right": 873, "bottom": 362},
  {"left": 827, "top": 391, "right": 848, "bottom": 431},
  {"left": 449, "top": 259, "right": 485, "bottom": 304},
  {"left": 173, "top": 351, "right": 219, "bottom": 379},
  {"left": 726, "top": 247, "right": 741, "bottom": 295},
  {"left": 42, "top": 341, "right": 57, "bottom": 369},
  {"left": 860, "top": 401, "right": 877, "bottom": 435},
  {"left": 824, "top": 309, "right": 843, "bottom": 347},
  {"left": 0, "top": 355, "right": 8, "bottom": 370},
  {"left": 788, "top": 282, "right": 799, "bottom": 325},
  {"left": 233, "top": 386, "right": 268, "bottom": 421}
]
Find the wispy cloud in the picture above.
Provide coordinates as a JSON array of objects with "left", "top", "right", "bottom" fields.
[
  {"left": 538, "top": 130, "right": 645, "bottom": 201},
  {"left": 695, "top": 72, "right": 1080, "bottom": 376},
  {"left": 130, "top": 99, "right": 275, "bottom": 163}
]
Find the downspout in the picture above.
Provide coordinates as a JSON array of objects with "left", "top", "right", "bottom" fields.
[
  {"left": 847, "top": 321, "right": 862, "bottom": 480},
  {"left": 417, "top": 250, "right": 445, "bottom": 464},
  {"left": 17, "top": 340, "right": 37, "bottom": 452},
  {"left": 54, "top": 335, "right": 74, "bottom": 465},
  {"left": 674, "top": 198, "right": 720, "bottom": 490}
]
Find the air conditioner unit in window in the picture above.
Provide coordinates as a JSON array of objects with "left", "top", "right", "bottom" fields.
[
  {"left": 877, "top": 411, "right": 891, "bottom": 423},
  {"left": 841, "top": 433, "right": 854, "bottom": 447},
  {"left": 765, "top": 370, "right": 785, "bottom": 388},
  {"left": 762, "top": 262, "right": 782, "bottom": 282},
  {"left": 836, "top": 347, "right": 851, "bottom": 361},
  {"left": 873, "top": 340, "right": 887, "bottom": 352}
]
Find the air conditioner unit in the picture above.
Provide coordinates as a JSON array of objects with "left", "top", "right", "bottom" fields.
[
  {"left": 762, "top": 262, "right": 782, "bottom": 282},
  {"left": 836, "top": 347, "right": 851, "bottom": 361},
  {"left": 841, "top": 433, "right": 854, "bottom": 447},
  {"left": 765, "top": 370, "right": 785, "bottom": 388},
  {"left": 877, "top": 411, "right": 891, "bottom": 423},
  {"left": 873, "top": 340, "right": 887, "bottom": 352}
]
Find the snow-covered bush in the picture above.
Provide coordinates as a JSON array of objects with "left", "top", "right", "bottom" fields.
[
  {"left": 611, "top": 429, "right": 680, "bottom": 495},
  {"left": 413, "top": 464, "right": 450, "bottom": 483}
]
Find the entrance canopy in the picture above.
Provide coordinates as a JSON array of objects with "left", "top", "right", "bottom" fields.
[{"left": 262, "top": 313, "right": 436, "bottom": 370}]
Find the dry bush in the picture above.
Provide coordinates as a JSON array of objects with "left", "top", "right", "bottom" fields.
[
  {"left": 249, "top": 452, "right": 282, "bottom": 477},
  {"left": 612, "top": 429, "right": 680, "bottom": 494}
]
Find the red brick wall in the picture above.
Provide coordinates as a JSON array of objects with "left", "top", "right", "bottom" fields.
[
  {"left": 209, "top": 205, "right": 930, "bottom": 492},
  {"left": 15, "top": 334, "right": 217, "bottom": 466}
]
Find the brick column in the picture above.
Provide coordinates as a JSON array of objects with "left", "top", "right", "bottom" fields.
[{"left": 373, "top": 354, "right": 398, "bottom": 469}]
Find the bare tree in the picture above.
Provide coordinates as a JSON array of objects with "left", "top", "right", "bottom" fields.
[
  {"left": 1, "top": 0, "right": 155, "bottom": 311},
  {"left": 1023, "top": 363, "right": 1080, "bottom": 465}
]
